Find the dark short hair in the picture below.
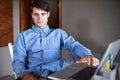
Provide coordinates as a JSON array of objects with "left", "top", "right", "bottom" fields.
[{"left": 31, "top": 0, "right": 50, "bottom": 12}]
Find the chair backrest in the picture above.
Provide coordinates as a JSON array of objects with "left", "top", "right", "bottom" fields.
[
  {"left": 8, "top": 43, "right": 17, "bottom": 79},
  {"left": 8, "top": 43, "right": 14, "bottom": 60}
]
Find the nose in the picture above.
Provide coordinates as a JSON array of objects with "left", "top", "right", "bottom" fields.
[{"left": 38, "top": 14, "right": 41, "bottom": 20}]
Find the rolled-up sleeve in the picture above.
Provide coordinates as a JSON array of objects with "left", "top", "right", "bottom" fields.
[{"left": 60, "top": 29, "right": 92, "bottom": 58}]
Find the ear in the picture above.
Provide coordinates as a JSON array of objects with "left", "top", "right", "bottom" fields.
[
  {"left": 47, "top": 12, "right": 50, "bottom": 18},
  {"left": 31, "top": 13, "right": 34, "bottom": 19}
]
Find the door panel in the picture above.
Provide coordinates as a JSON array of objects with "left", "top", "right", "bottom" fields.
[
  {"left": 0, "top": 0, "right": 13, "bottom": 47},
  {"left": 20, "top": 0, "right": 61, "bottom": 32},
  {"left": 20, "top": 0, "right": 32, "bottom": 31}
]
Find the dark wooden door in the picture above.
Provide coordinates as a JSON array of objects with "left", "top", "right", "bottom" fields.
[
  {"left": 0, "top": 0, "right": 13, "bottom": 47},
  {"left": 47, "top": 0, "right": 59, "bottom": 28},
  {"left": 20, "top": 0, "right": 62, "bottom": 32}
]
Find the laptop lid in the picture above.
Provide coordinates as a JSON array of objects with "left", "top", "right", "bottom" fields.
[{"left": 91, "top": 39, "right": 120, "bottom": 80}]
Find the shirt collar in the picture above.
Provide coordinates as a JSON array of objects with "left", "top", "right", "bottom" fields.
[{"left": 32, "top": 24, "right": 50, "bottom": 34}]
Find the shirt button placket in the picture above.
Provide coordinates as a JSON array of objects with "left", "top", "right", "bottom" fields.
[
  {"left": 40, "top": 31, "right": 44, "bottom": 60},
  {"left": 40, "top": 50, "right": 44, "bottom": 60}
]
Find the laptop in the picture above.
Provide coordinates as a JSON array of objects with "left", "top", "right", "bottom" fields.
[
  {"left": 91, "top": 39, "right": 120, "bottom": 80},
  {"left": 48, "top": 39, "right": 120, "bottom": 80}
]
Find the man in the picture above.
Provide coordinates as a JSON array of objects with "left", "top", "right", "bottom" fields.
[{"left": 12, "top": 0, "right": 99, "bottom": 80}]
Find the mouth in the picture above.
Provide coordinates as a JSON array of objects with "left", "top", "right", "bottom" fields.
[
  {"left": 37, "top": 21, "right": 42, "bottom": 23},
  {"left": 38, "top": 20, "right": 43, "bottom": 23}
]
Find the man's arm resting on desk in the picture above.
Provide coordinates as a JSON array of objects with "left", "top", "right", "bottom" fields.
[{"left": 76, "top": 55, "right": 100, "bottom": 67}]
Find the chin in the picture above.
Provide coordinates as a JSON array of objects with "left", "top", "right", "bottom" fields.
[
  {"left": 38, "top": 25, "right": 45, "bottom": 28},
  {"left": 37, "top": 24, "right": 43, "bottom": 27}
]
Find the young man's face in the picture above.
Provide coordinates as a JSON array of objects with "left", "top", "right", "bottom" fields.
[{"left": 32, "top": 7, "right": 50, "bottom": 28}]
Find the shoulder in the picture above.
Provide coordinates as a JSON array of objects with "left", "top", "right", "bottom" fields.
[
  {"left": 23, "top": 28, "right": 34, "bottom": 34},
  {"left": 51, "top": 28, "right": 69, "bottom": 38},
  {"left": 20, "top": 28, "right": 36, "bottom": 36},
  {"left": 53, "top": 28, "right": 67, "bottom": 34},
  {"left": 17, "top": 28, "right": 34, "bottom": 38}
]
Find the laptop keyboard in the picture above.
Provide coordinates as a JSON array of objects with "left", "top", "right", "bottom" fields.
[{"left": 69, "top": 67, "right": 97, "bottom": 80}]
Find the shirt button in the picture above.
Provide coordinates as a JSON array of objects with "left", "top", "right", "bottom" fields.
[{"left": 40, "top": 50, "right": 44, "bottom": 60}]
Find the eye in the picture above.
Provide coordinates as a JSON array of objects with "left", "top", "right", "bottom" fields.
[
  {"left": 34, "top": 13, "right": 39, "bottom": 16},
  {"left": 41, "top": 13, "right": 46, "bottom": 16}
]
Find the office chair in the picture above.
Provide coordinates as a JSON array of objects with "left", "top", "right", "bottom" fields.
[{"left": 8, "top": 43, "right": 17, "bottom": 79}]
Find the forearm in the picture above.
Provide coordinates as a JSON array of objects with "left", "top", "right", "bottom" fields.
[
  {"left": 65, "top": 41, "right": 92, "bottom": 57},
  {"left": 12, "top": 60, "right": 29, "bottom": 78}
]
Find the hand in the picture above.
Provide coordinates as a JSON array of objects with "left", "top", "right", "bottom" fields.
[
  {"left": 76, "top": 55, "right": 99, "bottom": 67},
  {"left": 22, "top": 73, "right": 37, "bottom": 80}
]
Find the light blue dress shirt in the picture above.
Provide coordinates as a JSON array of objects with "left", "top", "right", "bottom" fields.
[{"left": 12, "top": 25, "right": 92, "bottom": 78}]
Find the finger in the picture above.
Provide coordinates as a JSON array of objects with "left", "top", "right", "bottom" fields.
[
  {"left": 76, "top": 60, "right": 82, "bottom": 64},
  {"left": 76, "top": 61, "right": 91, "bottom": 67},
  {"left": 91, "top": 58, "right": 99, "bottom": 67},
  {"left": 87, "top": 61, "right": 91, "bottom": 67},
  {"left": 76, "top": 59, "right": 90, "bottom": 64}
]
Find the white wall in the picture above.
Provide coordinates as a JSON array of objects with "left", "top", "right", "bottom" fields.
[
  {"left": 62, "top": 0, "right": 120, "bottom": 53},
  {"left": 0, "top": 0, "right": 20, "bottom": 77}
]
